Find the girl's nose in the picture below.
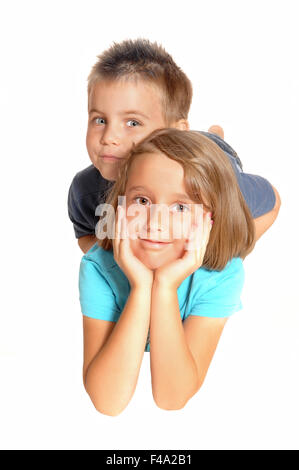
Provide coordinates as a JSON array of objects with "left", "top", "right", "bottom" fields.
[{"left": 148, "top": 204, "right": 169, "bottom": 234}]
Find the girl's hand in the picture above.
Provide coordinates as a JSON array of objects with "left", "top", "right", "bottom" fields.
[
  {"left": 113, "top": 206, "right": 154, "bottom": 289},
  {"left": 154, "top": 212, "right": 213, "bottom": 290}
]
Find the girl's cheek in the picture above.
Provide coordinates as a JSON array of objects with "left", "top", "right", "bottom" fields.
[
  {"left": 126, "top": 207, "right": 148, "bottom": 239},
  {"left": 171, "top": 212, "right": 193, "bottom": 240}
]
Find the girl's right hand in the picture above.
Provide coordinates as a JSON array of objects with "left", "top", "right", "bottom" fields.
[{"left": 113, "top": 206, "right": 154, "bottom": 289}]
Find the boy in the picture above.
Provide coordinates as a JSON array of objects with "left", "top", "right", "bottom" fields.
[{"left": 68, "top": 39, "right": 280, "bottom": 253}]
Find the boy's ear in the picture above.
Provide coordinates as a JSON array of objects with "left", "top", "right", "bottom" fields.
[{"left": 172, "top": 119, "right": 189, "bottom": 131}]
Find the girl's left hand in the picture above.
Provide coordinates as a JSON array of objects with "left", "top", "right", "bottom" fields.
[{"left": 154, "top": 212, "right": 213, "bottom": 289}]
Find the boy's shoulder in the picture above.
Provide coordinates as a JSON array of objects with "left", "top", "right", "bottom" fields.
[
  {"left": 70, "top": 164, "right": 111, "bottom": 201},
  {"left": 68, "top": 165, "right": 113, "bottom": 238}
]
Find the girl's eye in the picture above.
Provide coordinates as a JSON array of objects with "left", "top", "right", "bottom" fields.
[
  {"left": 127, "top": 119, "right": 140, "bottom": 127},
  {"left": 170, "top": 203, "right": 191, "bottom": 213},
  {"left": 95, "top": 117, "right": 105, "bottom": 125},
  {"left": 134, "top": 196, "right": 150, "bottom": 206}
]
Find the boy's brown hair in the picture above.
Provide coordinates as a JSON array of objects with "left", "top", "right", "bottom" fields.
[
  {"left": 88, "top": 38, "right": 193, "bottom": 126},
  {"left": 99, "top": 128, "right": 256, "bottom": 271}
]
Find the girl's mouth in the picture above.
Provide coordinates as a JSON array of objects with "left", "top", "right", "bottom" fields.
[{"left": 139, "top": 238, "right": 172, "bottom": 249}]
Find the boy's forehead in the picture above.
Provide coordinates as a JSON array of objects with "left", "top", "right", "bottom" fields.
[{"left": 88, "top": 79, "right": 165, "bottom": 120}]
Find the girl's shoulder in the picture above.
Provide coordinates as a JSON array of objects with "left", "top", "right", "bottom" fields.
[
  {"left": 82, "top": 244, "right": 117, "bottom": 272},
  {"left": 185, "top": 258, "right": 245, "bottom": 318},
  {"left": 194, "top": 257, "right": 244, "bottom": 283},
  {"left": 188, "top": 257, "right": 245, "bottom": 301},
  {"left": 80, "top": 245, "right": 130, "bottom": 301}
]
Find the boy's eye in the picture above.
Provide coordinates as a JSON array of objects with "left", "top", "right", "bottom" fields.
[
  {"left": 95, "top": 117, "right": 105, "bottom": 125},
  {"left": 170, "top": 203, "right": 191, "bottom": 213},
  {"left": 127, "top": 119, "right": 140, "bottom": 127},
  {"left": 134, "top": 196, "right": 150, "bottom": 205}
]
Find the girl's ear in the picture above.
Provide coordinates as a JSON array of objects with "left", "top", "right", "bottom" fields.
[{"left": 172, "top": 119, "right": 189, "bottom": 131}]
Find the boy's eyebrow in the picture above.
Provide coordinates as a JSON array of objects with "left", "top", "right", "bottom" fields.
[
  {"left": 88, "top": 108, "right": 150, "bottom": 119},
  {"left": 120, "top": 110, "right": 150, "bottom": 119},
  {"left": 88, "top": 108, "right": 103, "bottom": 115}
]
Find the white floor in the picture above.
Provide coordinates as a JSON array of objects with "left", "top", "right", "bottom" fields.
[{"left": 0, "top": 0, "right": 298, "bottom": 450}]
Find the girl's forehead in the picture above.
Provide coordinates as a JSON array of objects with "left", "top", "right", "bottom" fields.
[
  {"left": 126, "top": 152, "right": 190, "bottom": 198},
  {"left": 128, "top": 152, "right": 184, "bottom": 180},
  {"left": 124, "top": 151, "right": 210, "bottom": 207}
]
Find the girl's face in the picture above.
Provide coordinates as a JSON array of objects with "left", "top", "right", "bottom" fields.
[{"left": 124, "top": 152, "right": 205, "bottom": 270}]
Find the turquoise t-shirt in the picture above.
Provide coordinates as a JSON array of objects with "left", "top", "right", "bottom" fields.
[{"left": 79, "top": 244, "right": 245, "bottom": 352}]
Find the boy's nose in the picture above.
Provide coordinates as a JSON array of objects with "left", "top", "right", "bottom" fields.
[{"left": 100, "top": 125, "right": 121, "bottom": 146}]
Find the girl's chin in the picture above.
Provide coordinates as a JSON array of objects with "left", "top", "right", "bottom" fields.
[
  {"left": 130, "top": 240, "right": 185, "bottom": 270},
  {"left": 142, "top": 260, "right": 164, "bottom": 271},
  {"left": 135, "top": 251, "right": 175, "bottom": 271}
]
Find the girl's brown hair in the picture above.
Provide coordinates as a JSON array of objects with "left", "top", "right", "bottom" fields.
[
  {"left": 88, "top": 38, "right": 192, "bottom": 126},
  {"left": 99, "top": 128, "right": 255, "bottom": 271}
]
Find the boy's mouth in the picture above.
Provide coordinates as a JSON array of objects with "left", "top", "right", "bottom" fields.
[{"left": 101, "top": 154, "right": 122, "bottom": 162}]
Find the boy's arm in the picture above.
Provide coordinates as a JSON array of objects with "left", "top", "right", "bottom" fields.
[
  {"left": 203, "top": 131, "right": 281, "bottom": 240},
  {"left": 253, "top": 185, "right": 281, "bottom": 241},
  {"left": 217, "top": 145, "right": 280, "bottom": 240},
  {"left": 83, "top": 285, "right": 151, "bottom": 416}
]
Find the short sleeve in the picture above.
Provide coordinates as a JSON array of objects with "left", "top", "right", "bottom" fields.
[
  {"left": 79, "top": 257, "right": 120, "bottom": 321},
  {"left": 236, "top": 172, "right": 276, "bottom": 218},
  {"left": 68, "top": 178, "right": 96, "bottom": 239},
  {"left": 189, "top": 259, "right": 245, "bottom": 318},
  {"left": 223, "top": 152, "right": 276, "bottom": 218}
]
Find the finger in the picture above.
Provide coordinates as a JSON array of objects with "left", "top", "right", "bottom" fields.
[
  {"left": 184, "top": 226, "right": 197, "bottom": 253},
  {"left": 194, "top": 223, "right": 204, "bottom": 265},
  {"left": 202, "top": 212, "right": 213, "bottom": 247},
  {"left": 118, "top": 209, "right": 132, "bottom": 260},
  {"left": 113, "top": 206, "right": 122, "bottom": 259},
  {"left": 186, "top": 219, "right": 203, "bottom": 252},
  {"left": 121, "top": 210, "right": 128, "bottom": 240},
  {"left": 188, "top": 214, "right": 209, "bottom": 265},
  {"left": 180, "top": 212, "right": 211, "bottom": 271},
  {"left": 112, "top": 210, "right": 119, "bottom": 260},
  {"left": 195, "top": 212, "right": 212, "bottom": 264}
]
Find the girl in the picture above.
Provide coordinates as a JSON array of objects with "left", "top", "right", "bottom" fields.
[{"left": 79, "top": 128, "right": 255, "bottom": 416}]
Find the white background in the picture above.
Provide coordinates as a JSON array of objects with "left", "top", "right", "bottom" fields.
[{"left": 0, "top": 0, "right": 298, "bottom": 450}]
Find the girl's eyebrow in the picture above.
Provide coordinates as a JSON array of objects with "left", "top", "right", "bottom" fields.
[
  {"left": 127, "top": 185, "right": 150, "bottom": 193},
  {"left": 127, "top": 187, "right": 194, "bottom": 203},
  {"left": 172, "top": 193, "right": 194, "bottom": 203}
]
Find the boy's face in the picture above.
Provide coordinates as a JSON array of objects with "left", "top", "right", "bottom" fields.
[{"left": 87, "top": 79, "right": 168, "bottom": 181}]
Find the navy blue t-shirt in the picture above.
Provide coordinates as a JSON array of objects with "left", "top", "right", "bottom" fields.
[{"left": 68, "top": 132, "right": 276, "bottom": 239}]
